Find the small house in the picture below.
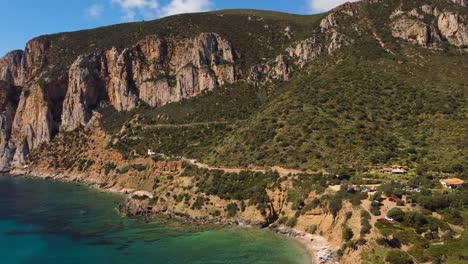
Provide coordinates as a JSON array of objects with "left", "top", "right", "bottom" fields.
[
  {"left": 440, "top": 178, "right": 465, "bottom": 189},
  {"left": 147, "top": 149, "right": 156, "bottom": 156}
]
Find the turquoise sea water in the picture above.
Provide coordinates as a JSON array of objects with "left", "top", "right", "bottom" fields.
[{"left": 0, "top": 175, "right": 308, "bottom": 264}]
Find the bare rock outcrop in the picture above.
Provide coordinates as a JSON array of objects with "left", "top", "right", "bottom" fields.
[
  {"left": 95, "top": 32, "right": 238, "bottom": 110},
  {"left": 249, "top": 36, "right": 325, "bottom": 84},
  {"left": 320, "top": 14, "right": 338, "bottom": 33},
  {"left": 62, "top": 55, "right": 103, "bottom": 131},
  {"left": 437, "top": 12, "right": 468, "bottom": 47},
  {"left": 328, "top": 32, "right": 349, "bottom": 54},
  {"left": 11, "top": 82, "right": 54, "bottom": 165},
  {"left": 391, "top": 18, "right": 440, "bottom": 47},
  {"left": 0, "top": 51, "right": 26, "bottom": 86},
  {"left": 451, "top": 0, "right": 467, "bottom": 7},
  {"left": 0, "top": 0, "right": 465, "bottom": 171},
  {"left": 390, "top": 4, "right": 467, "bottom": 49},
  {"left": 102, "top": 48, "right": 138, "bottom": 111},
  {"left": 0, "top": 83, "right": 17, "bottom": 170},
  {"left": 24, "top": 38, "right": 50, "bottom": 77},
  {"left": 286, "top": 37, "right": 323, "bottom": 67},
  {"left": 62, "top": 32, "right": 239, "bottom": 132}
]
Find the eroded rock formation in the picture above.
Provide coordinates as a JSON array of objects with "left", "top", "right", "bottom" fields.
[
  {"left": 0, "top": 32, "right": 240, "bottom": 168},
  {"left": 391, "top": 4, "right": 468, "bottom": 48}
]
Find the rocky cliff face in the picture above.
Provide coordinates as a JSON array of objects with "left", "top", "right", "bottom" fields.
[
  {"left": 62, "top": 32, "right": 239, "bottom": 130},
  {"left": 11, "top": 82, "right": 54, "bottom": 165},
  {"left": 61, "top": 55, "right": 103, "bottom": 131},
  {"left": 391, "top": 4, "right": 468, "bottom": 48},
  {"left": 452, "top": 0, "right": 467, "bottom": 7},
  {"left": 0, "top": 51, "right": 25, "bottom": 86},
  {"left": 0, "top": 32, "right": 240, "bottom": 169}
]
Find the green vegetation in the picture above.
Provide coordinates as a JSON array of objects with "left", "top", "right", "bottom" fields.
[
  {"left": 323, "top": 189, "right": 368, "bottom": 217},
  {"left": 208, "top": 47, "right": 468, "bottom": 171},
  {"left": 93, "top": 3, "right": 468, "bottom": 176},
  {"left": 226, "top": 203, "right": 239, "bottom": 217},
  {"left": 103, "top": 162, "right": 117, "bottom": 175},
  {"left": 360, "top": 210, "right": 372, "bottom": 238},
  {"left": 307, "top": 225, "right": 318, "bottom": 234},
  {"left": 183, "top": 165, "right": 280, "bottom": 212},
  {"left": 286, "top": 216, "right": 298, "bottom": 228},
  {"left": 101, "top": 83, "right": 266, "bottom": 135},
  {"left": 385, "top": 250, "right": 414, "bottom": 264},
  {"left": 191, "top": 196, "right": 209, "bottom": 210},
  {"left": 287, "top": 173, "right": 339, "bottom": 211},
  {"left": 342, "top": 227, "right": 354, "bottom": 242}
]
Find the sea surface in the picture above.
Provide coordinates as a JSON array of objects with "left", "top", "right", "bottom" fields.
[{"left": 0, "top": 175, "right": 308, "bottom": 264}]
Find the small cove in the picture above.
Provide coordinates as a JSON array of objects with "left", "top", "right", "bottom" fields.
[{"left": 0, "top": 175, "right": 309, "bottom": 264}]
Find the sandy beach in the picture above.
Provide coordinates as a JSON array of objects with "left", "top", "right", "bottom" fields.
[{"left": 272, "top": 226, "right": 339, "bottom": 264}]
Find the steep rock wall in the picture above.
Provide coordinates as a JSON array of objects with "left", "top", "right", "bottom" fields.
[{"left": 0, "top": 32, "right": 240, "bottom": 168}]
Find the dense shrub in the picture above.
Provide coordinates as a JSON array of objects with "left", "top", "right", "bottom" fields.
[
  {"left": 307, "top": 225, "right": 318, "bottom": 234},
  {"left": 278, "top": 216, "right": 288, "bottom": 225},
  {"left": 286, "top": 217, "right": 298, "bottom": 228},
  {"left": 186, "top": 165, "right": 280, "bottom": 210},
  {"left": 342, "top": 227, "right": 354, "bottom": 242},
  {"left": 370, "top": 206, "right": 381, "bottom": 216},
  {"left": 226, "top": 203, "right": 239, "bottom": 217},
  {"left": 387, "top": 208, "right": 405, "bottom": 222}
]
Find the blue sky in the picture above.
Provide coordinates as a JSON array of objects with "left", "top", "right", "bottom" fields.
[{"left": 0, "top": 0, "right": 356, "bottom": 57}]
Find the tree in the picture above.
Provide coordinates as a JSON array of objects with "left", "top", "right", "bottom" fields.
[
  {"left": 226, "top": 203, "right": 238, "bottom": 217},
  {"left": 342, "top": 227, "right": 354, "bottom": 241},
  {"left": 387, "top": 208, "right": 405, "bottom": 222}
]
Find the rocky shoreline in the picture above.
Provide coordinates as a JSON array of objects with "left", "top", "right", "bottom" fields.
[
  {"left": 5, "top": 168, "right": 339, "bottom": 264},
  {"left": 271, "top": 227, "right": 339, "bottom": 264}
]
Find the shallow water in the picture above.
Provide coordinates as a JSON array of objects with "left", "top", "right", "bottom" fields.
[{"left": 0, "top": 175, "right": 308, "bottom": 264}]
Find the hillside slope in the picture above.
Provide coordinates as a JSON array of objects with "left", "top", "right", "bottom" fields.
[{"left": 101, "top": 0, "right": 468, "bottom": 174}]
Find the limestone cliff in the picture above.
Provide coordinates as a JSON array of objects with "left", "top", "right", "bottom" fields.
[
  {"left": 0, "top": 33, "right": 240, "bottom": 167},
  {"left": 61, "top": 32, "right": 239, "bottom": 130},
  {"left": 391, "top": 4, "right": 468, "bottom": 48}
]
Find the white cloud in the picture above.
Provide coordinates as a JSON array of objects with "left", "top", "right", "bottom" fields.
[
  {"left": 110, "top": 0, "right": 214, "bottom": 22},
  {"left": 111, "top": 0, "right": 159, "bottom": 21},
  {"left": 112, "top": 0, "right": 158, "bottom": 9},
  {"left": 308, "top": 0, "right": 359, "bottom": 13},
  {"left": 159, "top": 0, "right": 214, "bottom": 17},
  {"left": 86, "top": 4, "right": 104, "bottom": 19}
]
